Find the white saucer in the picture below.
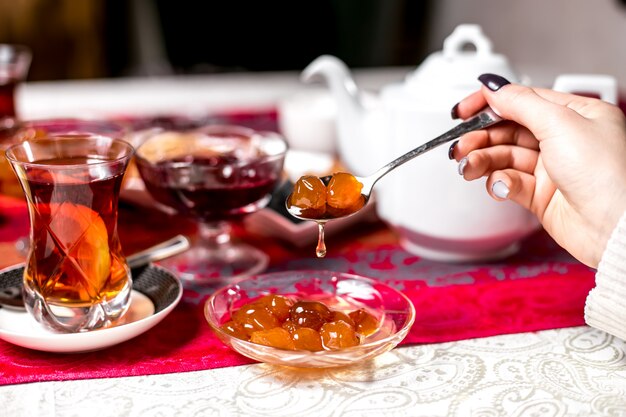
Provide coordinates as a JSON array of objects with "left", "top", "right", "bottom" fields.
[{"left": 0, "top": 264, "right": 182, "bottom": 353}]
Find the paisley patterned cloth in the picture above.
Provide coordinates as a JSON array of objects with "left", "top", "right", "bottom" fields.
[{"left": 3, "top": 326, "right": 625, "bottom": 416}]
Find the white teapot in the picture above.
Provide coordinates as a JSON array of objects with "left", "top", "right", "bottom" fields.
[{"left": 301, "top": 24, "right": 617, "bottom": 262}]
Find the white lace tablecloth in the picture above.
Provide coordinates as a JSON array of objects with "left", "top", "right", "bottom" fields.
[{"left": 3, "top": 325, "right": 626, "bottom": 416}]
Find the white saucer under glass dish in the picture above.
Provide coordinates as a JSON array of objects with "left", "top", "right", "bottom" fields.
[{"left": 0, "top": 264, "right": 182, "bottom": 353}]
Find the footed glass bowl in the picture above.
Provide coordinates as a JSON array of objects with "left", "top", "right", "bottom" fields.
[{"left": 204, "top": 270, "right": 415, "bottom": 368}]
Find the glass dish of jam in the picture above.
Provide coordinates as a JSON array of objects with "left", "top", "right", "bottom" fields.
[{"left": 205, "top": 270, "right": 415, "bottom": 368}]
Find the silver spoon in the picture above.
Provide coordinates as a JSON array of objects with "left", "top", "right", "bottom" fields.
[
  {"left": 0, "top": 234, "right": 190, "bottom": 311},
  {"left": 286, "top": 107, "right": 503, "bottom": 222}
]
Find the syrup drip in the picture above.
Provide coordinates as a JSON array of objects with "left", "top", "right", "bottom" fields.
[{"left": 315, "top": 222, "right": 327, "bottom": 258}]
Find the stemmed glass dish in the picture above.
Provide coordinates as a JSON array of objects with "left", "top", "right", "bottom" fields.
[{"left": 135, "top": 124, "right": 287, "bottom": 283}]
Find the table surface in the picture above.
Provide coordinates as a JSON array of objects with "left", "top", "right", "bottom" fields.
[
  {"left": 3, "top": 72, "right": 626, "bottom": 416},
  {"left": 2, "top": 326, "right": 625, "bottom": 416}
]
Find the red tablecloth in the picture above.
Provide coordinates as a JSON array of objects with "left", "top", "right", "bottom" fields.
[{"left": 0, "top": 107, "right": 600, "bottom": 385}]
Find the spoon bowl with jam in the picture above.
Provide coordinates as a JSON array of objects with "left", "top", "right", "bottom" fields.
[
  {"left": 286, "top": 172, "right": 369, "bottom": 221},
  {"left": 286, "top": 172, "right": 370, "bottom": 257}
]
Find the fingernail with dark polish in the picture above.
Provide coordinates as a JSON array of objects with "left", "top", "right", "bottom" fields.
[
  {"left": 450, "top": 103, "right": 460, "bottom": 120},
  {"left": 448, "top": 140, "right": 458, "bottom": 160},
  {"left": 478, "top": 74, "right": 511, "bottom": 92}
]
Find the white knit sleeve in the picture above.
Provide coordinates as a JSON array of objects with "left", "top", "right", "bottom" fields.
[{"left": 585, "top": 211, "right": 626, "bottom": 340}]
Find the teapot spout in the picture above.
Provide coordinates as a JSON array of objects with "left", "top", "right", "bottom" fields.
[
  {"left": 300, "top": 55, "right": 384, "bottom": 176},
  {"left": 301, "top": 55, "right": 365, "bottom": 115}
]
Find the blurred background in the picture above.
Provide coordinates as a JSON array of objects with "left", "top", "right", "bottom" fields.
[{"left": 0, "top": 0, "right": 625, "bottom": 89}]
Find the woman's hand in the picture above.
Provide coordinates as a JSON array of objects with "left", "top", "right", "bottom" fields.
[{"left": 450, "top": 74, "right": 626, "bottom": 268}]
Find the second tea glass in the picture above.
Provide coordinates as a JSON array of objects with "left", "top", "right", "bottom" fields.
[
  {"left": 0, "top": 44, "right": 32, "bottom": 198},
  {"left": 135, "top": 125, "right": 287, "bottom": 283},
  {"left": 0, "top": 44, "right": 31, "bottom": 123}
]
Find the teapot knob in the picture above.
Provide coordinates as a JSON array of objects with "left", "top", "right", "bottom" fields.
[{"left": 443, "top": 24, "right": 493, "bottom": 59}]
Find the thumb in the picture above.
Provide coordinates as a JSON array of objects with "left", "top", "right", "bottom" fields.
[{"left": 478, "top": 74, "right": 575, "bottom": 140}]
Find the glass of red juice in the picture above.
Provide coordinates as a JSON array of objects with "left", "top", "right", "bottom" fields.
[
  {"left": 5, "top": 135, "right": 134, "bottom": 332},
  {"left": 135, "top": 125, "right": 287, "bottom": 283}
]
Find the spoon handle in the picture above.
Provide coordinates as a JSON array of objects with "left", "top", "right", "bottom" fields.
[
  {"left": 127, "top": 234, "right": 191, "bottom": 269},
  {"left": 369, "top": 107, "right": 503, "bottom": 185}
]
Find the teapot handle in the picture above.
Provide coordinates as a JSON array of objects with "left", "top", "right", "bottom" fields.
[
  {"left": 552, "top": 74, "right": 617, "bottom": 104},
  {"left": 443, "top": 24, "right": 493, "bottom": 59}
]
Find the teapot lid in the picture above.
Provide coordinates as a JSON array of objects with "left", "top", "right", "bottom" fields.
[{"left": 403, "top": 24, "right": 518, "bottom": 98}]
